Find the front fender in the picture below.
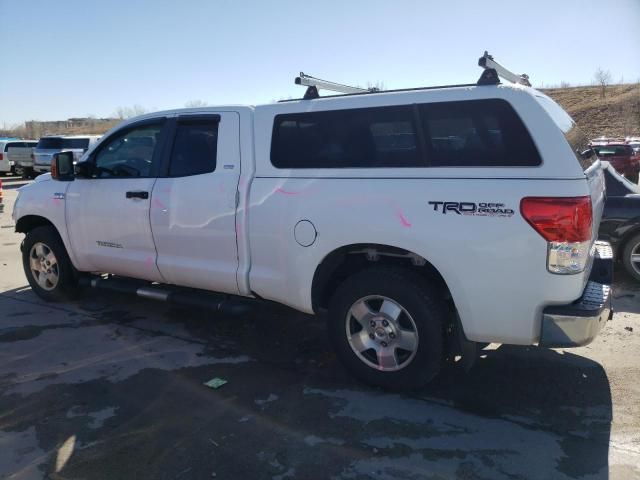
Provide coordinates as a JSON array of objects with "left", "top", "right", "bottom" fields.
[{"left": 13, "top": 179, "right": 78, "bottom": 268}]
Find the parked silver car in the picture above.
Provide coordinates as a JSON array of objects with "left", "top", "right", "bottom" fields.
[{"left": 33, "top": 135, "right": 101, "bottom": 174}]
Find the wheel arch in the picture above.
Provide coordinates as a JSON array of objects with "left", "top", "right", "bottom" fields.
[
  {"left": 15, "top": 214, "right": 57, "bottom": 235},
  {"left": 311, "top": 243, "right": 455, "bottom": 315},
  {"left": 14, "top": 216, "right": 76, "bottom": 268}
]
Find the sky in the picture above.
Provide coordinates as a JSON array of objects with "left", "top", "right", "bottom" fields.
[{"left": 1, "top": 0, "right": 639, "bottom": 126}]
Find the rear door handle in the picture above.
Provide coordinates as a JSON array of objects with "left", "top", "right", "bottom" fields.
[{"left": 126, "top": 191, "right": 149, "bottom": 199}]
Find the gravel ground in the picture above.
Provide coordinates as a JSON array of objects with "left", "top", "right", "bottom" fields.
[{"left": 0, "top": 177, "right": 639, "bottom": 480}]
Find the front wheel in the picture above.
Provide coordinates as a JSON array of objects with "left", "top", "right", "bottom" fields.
[
  {"left": 622, "top": 233, "right": 640, "bottom": 282},
  {"left": 328, "top": 267, "right": 446, "bottom": 390},
  {"left": 22, "top": 226, "right": 78, "bottom": 301}
]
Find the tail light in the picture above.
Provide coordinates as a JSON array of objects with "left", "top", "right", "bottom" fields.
[
  {"left": 521, "top": 196, "right": 593, "bottom": 274},
  {"left": 0, "top": 179, "right": 3, "bottom": 204},
  {"left": 0, "top": 153, "right": 3, "bottom": 160}
]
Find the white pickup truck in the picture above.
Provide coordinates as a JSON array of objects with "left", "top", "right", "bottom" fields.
[{"left": 11, "top": 55, "right": 614, "bottom": 389}]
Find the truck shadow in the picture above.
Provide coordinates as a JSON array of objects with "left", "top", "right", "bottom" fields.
[
  {"left": 0, "top": 286, "right": 614, "bottom": 479},
  {"left": 613, "top": 267, "right": 640, "bottom": 315}
]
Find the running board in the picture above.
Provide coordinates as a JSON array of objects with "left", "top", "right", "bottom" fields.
[{"left": 79, "top": 275, "right": 255, "bottom": 316}]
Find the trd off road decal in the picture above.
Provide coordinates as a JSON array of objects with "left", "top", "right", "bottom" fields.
[{"left": 428, "top": 201, "right": 515, "bottom": 217}]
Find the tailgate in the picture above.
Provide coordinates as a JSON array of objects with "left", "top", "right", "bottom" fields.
[{"left": 7, "top": 147, "right": 31, "bottom": 164}]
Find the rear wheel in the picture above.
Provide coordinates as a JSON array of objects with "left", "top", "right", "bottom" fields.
[
  {"left": 328, "top": 267, "right": 446, "bottom": 390},
  {"left": 622, "top": 233, "right": 640, "bottom": 281},
  {"left": 22, "top": 226, "right": 78, "bottom": 301}
]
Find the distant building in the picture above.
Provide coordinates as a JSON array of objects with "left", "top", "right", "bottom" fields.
[{"left": 24, "top": 117, "right": 119, "bottom": 138}]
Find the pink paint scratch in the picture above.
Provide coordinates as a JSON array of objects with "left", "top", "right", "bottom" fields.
[
  {"left": 152, "top": 198, "right": 166, "bottom": 209},
  {"left": 275, "top": 187, "right": 301, "bottom": 195},
  {"left": 145, "top": 256, "right": 154, "bottom": 268},
  {"left": 395, "top": 209, "right": 412, "bottom": 228},
  {"left": 51, "top": 198, "right": 62, "bottom": 206},
  {"left": 161, "top": 187, "right": 172, "bottom": 193}
]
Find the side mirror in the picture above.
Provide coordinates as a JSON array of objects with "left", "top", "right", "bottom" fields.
[{"left": 51, "top": 152, "right": 75, "bottom": 181}]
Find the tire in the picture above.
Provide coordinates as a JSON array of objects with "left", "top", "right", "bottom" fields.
[
  {"left": 622, "top": 233, "right": 640, "bottom": 282},
  {"left": 328, "top": 267, "right": 446, "bottom": 390},
  {"left": 22, "top": 226, "right": 78, "bottom": 301}
]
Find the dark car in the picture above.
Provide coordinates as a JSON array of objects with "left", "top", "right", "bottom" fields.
[
  {"left": 592, "top": 143, "right": 640, "bottom": 184},
  {"left": 599, "top": 161, "right": 640, "bottom": 280}
]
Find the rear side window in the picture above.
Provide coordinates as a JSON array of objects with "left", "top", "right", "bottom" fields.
[
  {"left": 271, "top": 106, "right": 422, "bottom": 168},
  {"left": 63, "top": 138, "right": 90, "bottom": 150},
  {"left": 36, "top": 137, "right": 64, "bottom": 149},
  {"left": 420, "top": 99, "right": 541, "bottom": 167},
  {"left": 168, "top": 119, "right": 218, "bottom": 176}
]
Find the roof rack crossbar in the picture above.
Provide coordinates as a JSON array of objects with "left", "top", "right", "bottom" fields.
[
  {"left": 295, "top": 72, "right": 376, "bottom": 99},
  {"left": 478, "top": 51, "right": 531, "bottom": 86}
]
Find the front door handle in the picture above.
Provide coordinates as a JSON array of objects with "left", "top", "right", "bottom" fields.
[{"left": 126, "top": 191, "right": 149, "bottom": 199}]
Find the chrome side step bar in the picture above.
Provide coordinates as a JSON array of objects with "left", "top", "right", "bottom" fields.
[{"left": 80, "top": 275, "right": 255, "bottom": 316}]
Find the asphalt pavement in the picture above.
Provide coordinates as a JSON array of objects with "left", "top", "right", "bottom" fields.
[{"left": 1, "top": 177, "right": 639, "bottom": 480}]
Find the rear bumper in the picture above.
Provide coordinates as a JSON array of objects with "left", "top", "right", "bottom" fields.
[{"left": 539, "top": 242, "right": 613, "bottom": 348}]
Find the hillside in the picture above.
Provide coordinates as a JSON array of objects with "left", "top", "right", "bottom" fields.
[
  {"left": 543, "top": 83, "right": 640, "bottom": 138},
  {"left": 2, "top": 83, "right": 639, "bottom": 141}
]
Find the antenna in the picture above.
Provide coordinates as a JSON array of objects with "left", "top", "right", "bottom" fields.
[
  {"left": 295, "top": 72, "right": 375, "bottom": 99},
  {"left": 477, "top": 51, "right": 531, "bottom": 87}
]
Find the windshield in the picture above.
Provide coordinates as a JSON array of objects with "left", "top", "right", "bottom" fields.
[
  {"left": 594, "top": 145, "right": 633, "bottom": 157},
  {"left": 534, "top": 94, "right": 596, "bottom": 171}
]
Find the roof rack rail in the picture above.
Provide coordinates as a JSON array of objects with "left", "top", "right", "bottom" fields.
[
  {"left": 295, "top": 72, "right": 378, "bottom": 99},
  {"left": 291, "top": 52, "right": 530, "bottom": 101},
  {"left": 477, "top": 51, "right": 531, "bottom": 86}
]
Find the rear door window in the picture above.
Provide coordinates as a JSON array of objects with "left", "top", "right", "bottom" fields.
[
  {"left": 419, "top": 99, "right": 541, "bottom": 167},
  {"left": 271, "top": 106, "right": 422, "bottom": 168},
  {"left": 168, "top": 118, "right": 219, "bottom": 176}
]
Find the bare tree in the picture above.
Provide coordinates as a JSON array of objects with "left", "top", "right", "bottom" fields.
[
  {"left": 594, "top": 67, "right": 612, "bottom": 98},
  {"left": 367, "top": 81, "right": 385, "bottom": 92},
  {"left": 184, "top": 99, "right": 209, "bottom": 108},
  {"left": 114, "top": 105, "right": 147, "bottom": 119},
  {"left": 560, "top": 81, "right": 571, "bottom": 88}
]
